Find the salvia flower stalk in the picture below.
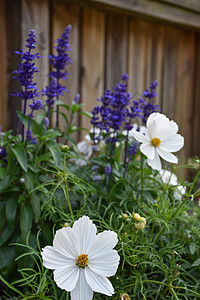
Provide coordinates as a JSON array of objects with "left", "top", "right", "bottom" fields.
[{"left": 12, "top": 30, "right": 41, "bottom": 141}]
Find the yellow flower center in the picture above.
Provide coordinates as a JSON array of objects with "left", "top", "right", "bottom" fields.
[
  {"left": 76, "top": 254, "right": 88, "bottom": 268},
  {"left": 151, "top": 137, "right": 161, "bottom": 147}
]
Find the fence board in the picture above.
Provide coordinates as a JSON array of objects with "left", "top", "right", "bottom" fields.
[
  {"left": 128, "top": 19, "right": 149, "bottom": 98},
  {"left": 21, "top": 0, "right": 50, "bottom": 95},
  {"left": 106, "top": 13, "right": 128, "bottom": 89},
  {"left": 52, "top": 1, "right": 80, "bottom": 134},
  {"left": 5, "top": 0, "right": 22, "bottom": 132},
  {"left": 175, "top": 30, "right": 195, "bottom": 161},
  {"left": 145, "top": 23, "right": 165, "bottom": 106},
  {"left": 161, "top": 26, "right": 181, "bottom": 120},
  {"left": 80, "top": 8, "right": 105, "bottom": 134},
  {"left": 193, "top": 35, "right": 200, "bottom": 158},
  {"left": 0, "top": 0, "right": 7, "bottom": 131}
]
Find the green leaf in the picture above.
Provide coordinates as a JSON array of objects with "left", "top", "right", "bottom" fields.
[
  {"left": 80, "top": 111, "right": 92, "bottom": 118},
  {"left": 0, "top": 225, "right": 15, "bottom": 246},
  {"left": 11, "top": 144, "right": 28, "bottom": 172},
  {"left": 6, "top": 197, "right": 18, "bottom": 226},
  {"left": 46, "top": 141, "right": 61, "bottom": 166},
  {"left": 17, "top": 111, "right": 43, "bottom": 136},
  {"left": 0, "top": 246, "right": 16, "bottom": 279},
  {"left": 190, "top": 242, "right": 197, "bottom": 255},
  {"left": 20, "top": 205, "right": 33, "bottom": 241},
  {"left": 31, "top": 193, "right": 41, "bottom": 223},
  {"left": 192, "top": 257, "right": 200, "bottom": 267}
]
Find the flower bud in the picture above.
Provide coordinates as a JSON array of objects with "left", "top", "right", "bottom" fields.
[
  {"left": 122, "top": 213, "right": 129, "bottom": 219},
  {"left": 133, "top": 213, "right": 141, "bottom": 222},
  {"left": 120, "top": 293, "right": 131, "bottom": 300},
  {"left": 134, "top": 217, "right": 146, "bottom": 230},
  {"left": 20, "top": 178, "right": 25, "bottom": 184},
  {"left": 60, "top": 145, "right": 69, "bottom": 152}
]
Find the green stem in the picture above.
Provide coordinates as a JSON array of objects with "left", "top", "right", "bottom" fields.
[
  {"left": 170, "top": 287, "right": 179, "bottom": 300},
  {"left": 64, "top": 178, "right": 74, "bottom": 219},
  {"left": 140, "top": 155, "right": 144, "bottom": 204},
  {"left": 63, "top": 153, "right": 74, "bottom": 219}
]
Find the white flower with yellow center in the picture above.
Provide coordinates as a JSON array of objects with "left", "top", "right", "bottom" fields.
[
  {"left": 134, "top": 113, "right": 184, "bottom": 171},
  {"left": 41, "top": 216, "right": 120, "bottom": 300}
]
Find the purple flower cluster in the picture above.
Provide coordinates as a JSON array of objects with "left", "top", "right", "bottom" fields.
[
  {"left": 26, "top": 130, "right": 36, "bottom": 144},
  {"left": 12, "top": 30, "right": 40, "bottom": 102},
  {"left": 43, "top": 25, "right": 72, "bottom": 118},
  {"left": 28, "top": 99, "right": 43, "bottom": 118},
  {"left": 91, "top": 73, "right": 133, "bottom": 143},
  {"left": 0, "top": 146, "right": 7, "bottom": 166},
  {"left": 139, "top": 80, "right": 160, "bottom": 124}
]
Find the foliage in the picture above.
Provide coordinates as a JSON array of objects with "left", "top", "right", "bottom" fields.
[{"left": 0, "top": 27, "right": 200, "bottom": 300}]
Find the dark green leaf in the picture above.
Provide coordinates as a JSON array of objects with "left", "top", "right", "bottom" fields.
[
  {"left": 17, "top": 111, "right": 43, "bottom": 136},
  {"left": 20, "top": 205, "right": 33, "bottom": 241},
  {"left": 6, "top": 197, "right": 18, "bottom": 226},
  {"left": 11, "top": 144, "right": 28, "bottom": 172},
  {"left": 31, "top": 193, "right": 41, "bottom": 223}
]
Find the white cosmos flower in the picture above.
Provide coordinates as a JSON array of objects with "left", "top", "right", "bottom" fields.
[
  {"left": 41, "top": 216, "right": 120, "bottom": 300},
  {"left": 134, "top": 113, "right": 184, "bottom": 171},
  {"left": 159, "top": 169, "right": 186, "bottom": 200}
]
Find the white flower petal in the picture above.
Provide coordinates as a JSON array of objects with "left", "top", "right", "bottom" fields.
[
  {"left": 73, "top": 216, "right": 97, "bottom": 253},
  {"left": 88, "top": 250, "right": 120, "bottom": 277},
  {"left": 53, "top": 227, "right": 80, "bottom": 259},
  {"left": 147, "top": 151, "right": 162, "bottom": 170},
  {"left": 134, "top": 131, "right": 148, "bottom": 143},
  {"left": 87, "top": 231, "right": 118, "bottom": 258},
  {"left": 147, "top": 113, "right": 178, "bottom": 139},
  {"left": 41, "top": 246, "right": 74, "bottom": 270},
  {"left": 85, "top": 267, "right": 114, "bottom": 296},
  {"left": 140, "top": 143, "right": 155, "bottom": 160},
  {"left": 146, "top": 117, "right": 157, "bottom": 140},
  {"left": 160, "top": 134, "right": 184, "bottom": 152},
  {"left": 157, "top": 148, "right": 178, "bottom": 164},
  {"left": 54, "top": 264, "right": 79, "bottom": 291},
  {"left": 71, "top": 269, "right": 93, "bottom": 300}
]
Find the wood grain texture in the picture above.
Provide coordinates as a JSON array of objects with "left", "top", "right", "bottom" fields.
[
  {"left": 21, "top": 0, "right": 50, "bottom": 94},
  {"left": 175, "top": 30, "right": 195, "bottom": 161},
  {"left": 5, "top": 0, "right": 22, "bottom": 132},
  {"left": 80, "top": 7, "right": 105, "bottom": 136},
  {"left": 105, "top": 13, "right": 128, "bottom": 89},
  {"left": 161, "top": 26, "right": 180, "bottom": 120},
  {"left": 52, "top": 1, "right": 80, "bottom": 134},
  {"left": 0, "top": 0, "right": 7, "bottom": 131},
  {"left": 128, "top": 19, "right": 150, "bottom": 98},
  {"left": 192, "top": 34, "right": 200, "bottom": 157},
  {"left": 80, "top": 0, "right": 200, "bottom": 29}
]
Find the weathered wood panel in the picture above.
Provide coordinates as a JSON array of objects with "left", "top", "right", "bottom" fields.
[
  {"left": 52, "top": 1, "right": 80, "bottom": 133},
  {"left": 175, "top": 30, "right": 195, "bottom": 161},
  {"left": 21, "top": 0, "right": 50, "bottom": 95},
  {"left": 161, "top": 26, "right": 181, "bottom": 120},
  {"left": 128, "top": 20, "right": 150, "bottom": 98},
  {"left": 192, "top": 34, "right": 200, "bottom": 158},
  {"left": 0, "top": 0, "right": 7, "bottom": 131},
  {"left": 5, "top": 0, "right": 22, "bottom": 132},
  {"left": 80, "top": 8, "right": 105, "bottom": 133},
  {"left": 145, "top": 23, "right": 165, "bottom": 106},
  {"left": 82, "top": 0, "right": 200, "bottom": 29},
  {"left": 106, "top": 13, "right": 128, "bottom": 89}
]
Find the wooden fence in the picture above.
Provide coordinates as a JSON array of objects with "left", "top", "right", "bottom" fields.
[{"left": 1, "top": 0, "right": 200, "bottom": 161}]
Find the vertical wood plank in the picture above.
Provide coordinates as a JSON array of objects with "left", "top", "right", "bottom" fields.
[
  {"left": 5, "top": 0, "right": 22, "bottom": 132},
  {"left": 175, "top": 30, "right": 195, "bottom": 161},
  {"left": 21, "top": 0, "right": 50, "bottom": 94},
  {"left": 80, "top": 8, "right": 105, "bottom": 135},
  {"left": 0, "top": 0, "right": 7, "bottom": 131},
  {"left": 52, "top": 1, "right": 80, "bottom": 133},
  {"left": 145, "top": 23, "right": 165, "bottom": 106},
  {"left": 192, "top": 34, "right": 200, "bottom": 157},
  {"left": 128, "top": 19, "right": 150, "bottom": 98},
  {"left": 162, "top": 26, "right": 181, "bottom": 119},
  {"left": 106, "top": 13, "right": 128, "bottom": 89}
]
